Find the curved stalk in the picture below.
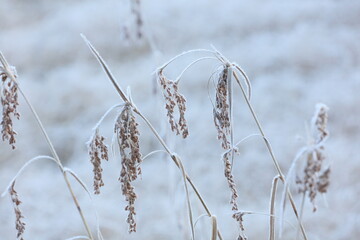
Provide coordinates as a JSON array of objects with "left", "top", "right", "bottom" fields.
[{"left": 0, "top": 53, "right": 94, "bottom": 240}]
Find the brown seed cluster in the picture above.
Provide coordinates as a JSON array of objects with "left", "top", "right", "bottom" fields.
[
  {"left": 232, "top": 212, "right": 248, "bottom": 240},
  {"left": 1, "top": 66, "right": 20, "bottom": 149},
  {"left": 297, "top": 104, "right": 330, "bottom": 212},
  {"left": 88, "top": 129, "right": 109, "bottom": 195},
  {"left": 131, "top": 0, "right": 143, "bottom": 39},
  {"left": 213, "top": 66, "right": 231, "bottom": 149},
  {"left": 223, "top": 151, "right": 238, "bottom": 211},
  {"left": 9, "top": 182, "right": 25, "bottom": 240},
  {"left": 158, "top": 69, "right": 189, "bottom": 138},
  {"left": 114, "top": 104, "right": 142, "bottom": 233}
]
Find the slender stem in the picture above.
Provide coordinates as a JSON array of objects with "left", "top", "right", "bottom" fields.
[
  {"left": 0, "top": 53, "right": 94, "bottom": 240},
  {"left": 296, "top": 192, "right": 306, "bottom": 240},
  {"left": 232, "top": 70, "right": 308, "bottom": 240},
  {"left": 211, "top": 216, "right": 217, "bottom": 240},
  {"left": 177, "top": 156, "right": 195, "bottom": 240},
  {"left": 269, "top": 175, "right": 280, "bottom": 240}
]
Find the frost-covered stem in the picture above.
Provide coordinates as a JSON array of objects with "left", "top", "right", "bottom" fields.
[
  {"left": 2, "top": 156, "right": 58, "bottom": 197},
  {"left": 158, "top": 49, "right": 216, "bottom": 71},
  {"left": 269, "top": 175, "right": 280, "bottom": 240},
  {"left": 0, "top": 52, "right": 94, "bottom": 240},
  {"left": 211, "top": 215, "right": 217, "bottom": 240},
  {"left": 177, "top": 156, "right": 195, "bottom": 240},
  {"left": 296, "top": 192, "right": 306, "bottom": 240},
  {"left": 175, "top": 57, "right": 218, "bottom": 83},
  {"left": 232, "top": 70, "right": 308, "bottom": 240},
  {"left": 83, "top": 37, "right": 223, "bottom": 240}
]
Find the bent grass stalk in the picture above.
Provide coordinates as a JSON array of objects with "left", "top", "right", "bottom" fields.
[
  {"left": 269, "top": 175, "right": 280, "bottom": 240},
  {"left": 0, "top": 53, "right": 94, "bottom": 240}
]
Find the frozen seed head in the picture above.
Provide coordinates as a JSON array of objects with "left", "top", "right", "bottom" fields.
[
  {"left": 311, "top": 103, "right": 329, "bottom": 144},
  {"left": 9, "top": 181, "right": 26, "bottom": 240},
  {"left": 232, "top": 212, "right": 248, "bottom": 240},
  {"left": 131, "top": 0, "right": 143, "bottom": 39},
  {"left": 158, "top": 69, "right": 189, "bottom": 138},
  {"left": 317, "top": 167, "right": 331, "bottom": 194},
  {"left": 297, "top": 103, "right": 330, "bottom": 212},
  {"left": 114, "top": 104, "right": 142, "bottom": 233},
  {"left": 223, "top": 151, "right": 238, "bottom": 211},
  {"left": 88, "top": 129, "right": 109, "bottom": 195},
  {"left": 1, "top": 66, "right": 20, "bottom": 149},
  {"left": 213, "top": 66, "right": 231, "bottom": 149}
]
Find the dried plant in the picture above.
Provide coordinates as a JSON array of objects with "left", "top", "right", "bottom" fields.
[
  {"left": 130, "top": 0, "right": 143, "bottom": 39},
  {"left": 114, "top": 103, "right": 142, "bottom": 233},
  {"left": 213, "top": 65, "right": 231, "bottom": 149},
  {"left": 158, "top": 69, "right": 189, "bottom": 138},
  {"left": 296, "top": 103, "right": 330, "bottom": 212},
  {"left": 1, "top": 52, "right": 95, "bottom": 239},
  {"left": 0, "top": 65, "right": 20, "bottom": 149},
  {"left": 232, "top": 212, "right": 247, "bottom": 240},
  {"left": 222, "top": 151, "right": 239, "bottom": 211},
  {"left": 9, "top": 181, "right": 25, "bottom": 240},
  {"left": 122, "top": 0, "right": 144, "bottom": 41},
  {"left": 88, "top": 129, "right": 109, "bottom": 194}
]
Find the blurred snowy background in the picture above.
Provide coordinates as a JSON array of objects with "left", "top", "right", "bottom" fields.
[{"left": 1, "top": 0, "right": 359, "bottom": 239}]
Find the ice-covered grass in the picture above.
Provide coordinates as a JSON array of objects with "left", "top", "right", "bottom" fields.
[{"left": 1, "top": 0, "right": 359, "bottom": 239}]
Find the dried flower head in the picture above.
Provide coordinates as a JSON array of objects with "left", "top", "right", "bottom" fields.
[
  {"left": 232, "top": 212, "right": 248, "bottom": 240},
  {"left": 88, "top": 129, "right": 109, "bottom": 194},
  {"left": 317, "top": 167, "right": 330, "bottom": 194},
  {"left": 114, "top": 104, "right": 142, "bottom": 233},
  {"left": 1, "top": 66, "right": 20, "bottom": 149},
  {"left": 9, "top": 181, "right": 26, "bottom": 240},
  {"left": 223, "top": 151, "right": 238, "bottom": 211},
  {"left": 297, "top": 103, "right": 330, "bottom": 211},
  {"left": 130, "top": 0, "right": 143, "bottom": 39},
  {"left": 158, "top": 69, "right": 189, "bottom": 138},
  {"left": 213, "top": 66, "right": 231, "bottom": 149},
  {"left": 311, "top": 103, "right": 329, "bottom": 144}
]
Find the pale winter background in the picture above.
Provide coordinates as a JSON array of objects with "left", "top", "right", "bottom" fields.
[{"left": 0, "top": 0, "right": 359, "bottom": 239}]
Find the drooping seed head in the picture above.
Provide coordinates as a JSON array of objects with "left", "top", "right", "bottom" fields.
[
  {"left": 9, "top": 181, "right": 26, "bottom": 240},
  {"left": 1, "top": 66, "right": 20, "bottom": 149},
  {"left": 213, "top": 66, "right": 231, "bottom": 149},
  {"left": 88, "top": 129, "right": 109, "bottom": 194},
  {"left": 115, "top": 104, "right": 142, "bottom": 233},
  {"left": 158, "top": 69, "right": 189, "bottom": 138},
  {"left": 297, "top": 103, "right": 330, "bottom": 211}
]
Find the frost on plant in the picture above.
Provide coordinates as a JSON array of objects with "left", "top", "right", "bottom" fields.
[
  {"left": 0, "top": 65, "right": 20, "bottom": 149},
  {"left": 114, "top": 103, "right": 142, "bottom": 233},
  {"left": 158, "top": 69, "right": 189, "bottom": 138},
  {"left": 9, "top": 181, "right": 26, "bottom": 240},
  {"left": 296, "top": 103, "right": 330, "bottom": 211},
  {"left": 88, "top": 129, "right": 109, "bottom": 194},
  {"left": 223, "top": 151, "right": 239, "bottom": 211},
  {"left": 213, "top": 65, "right": 231, "bottom": 149}
]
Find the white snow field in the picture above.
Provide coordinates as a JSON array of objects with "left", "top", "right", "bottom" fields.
[{"left": 1, "top": 0, "right": 359, "bottom": 239}]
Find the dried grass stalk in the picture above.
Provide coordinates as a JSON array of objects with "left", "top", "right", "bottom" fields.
[
  {"left": 297, "top": 103, "right": 330, "bottom": 212},
  {"left": 0, "top": 66, "right": 20, "bottom": 149},
  {"left": 9, "top": 181, "right": 25, "bottom": 240},
  {"left": 158, "top": 69, "right": 189, "bottom": 138},
  {"left": 88, "top": 129, "right": 109, "bottom": 194},
  {"left": 213, "top": 66, "right": 231, "bottom": 149},
  {"left": 115, "top": 103, "right": 142, "bottom": 233}
]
